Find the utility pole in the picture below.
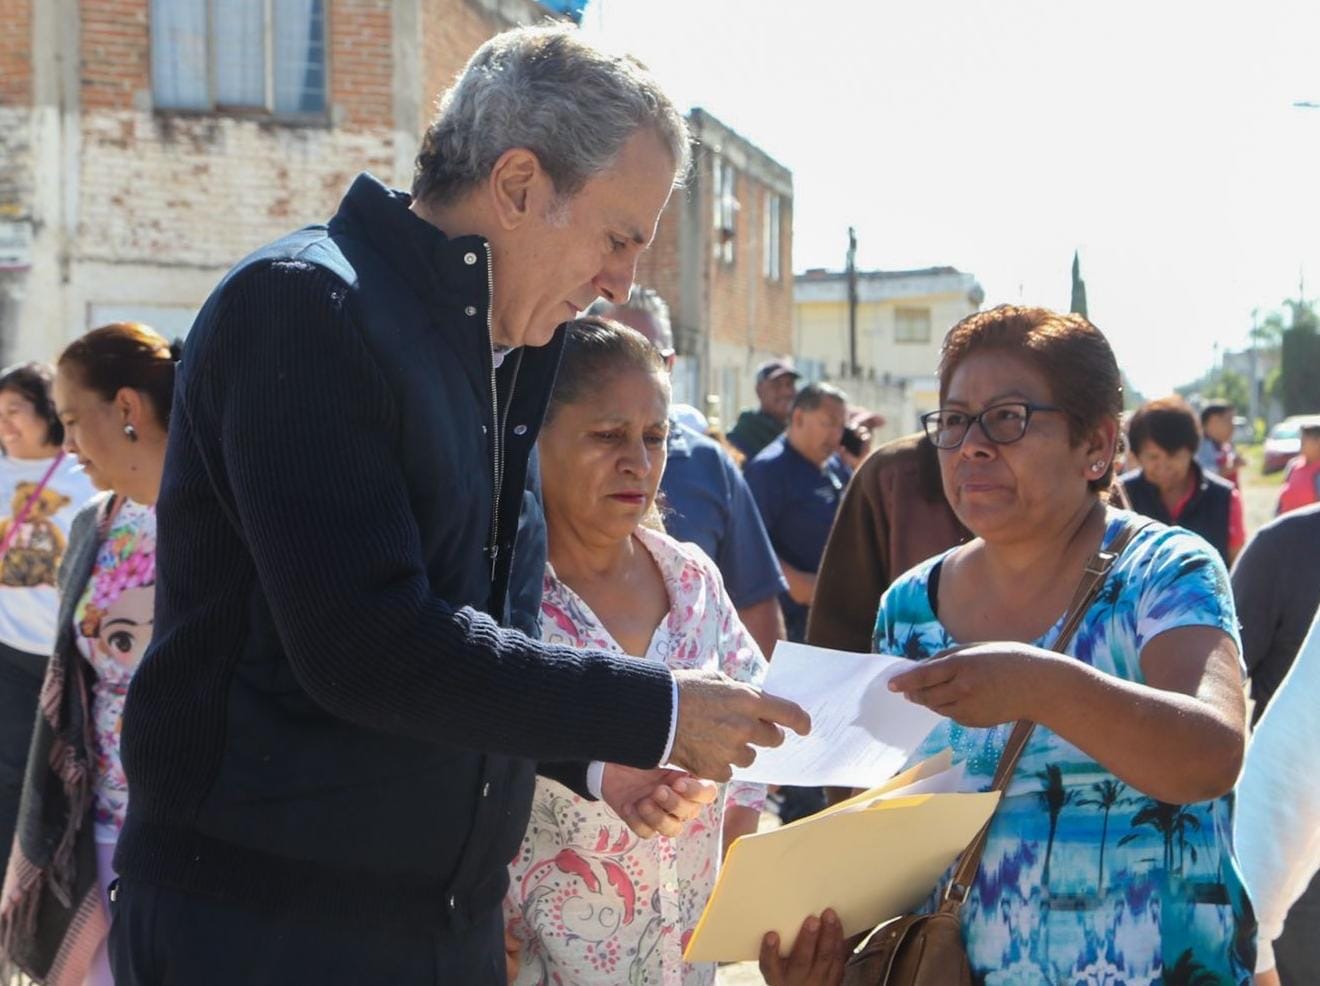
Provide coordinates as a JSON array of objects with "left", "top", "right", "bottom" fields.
[{"left": 846, "top": 226, "right": 858, "bottom": 376}]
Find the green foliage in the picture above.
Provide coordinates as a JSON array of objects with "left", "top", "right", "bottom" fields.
[
  {"left": 1280, "top": 306, "right": 1320, "bottom": 415},
  {"left": 1204, "top": 368, "right": 1250, "bottom": 412}
]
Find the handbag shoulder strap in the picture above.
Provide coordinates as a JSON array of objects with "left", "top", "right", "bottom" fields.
[
  {"left": 0, "top": 452, "right": 66, "bottom": 557},
  {"left": 939, "top": 513, "right": 1152, "bottom": 912}
]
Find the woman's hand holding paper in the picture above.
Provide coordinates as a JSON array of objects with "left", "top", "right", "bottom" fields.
[{"left": 888, "top": 643, "right": 1066, "bottom": 727}]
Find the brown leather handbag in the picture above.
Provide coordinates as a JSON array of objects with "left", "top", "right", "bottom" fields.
[{"left": 841, "top": 518, "right": 1147, "bottom": 985}]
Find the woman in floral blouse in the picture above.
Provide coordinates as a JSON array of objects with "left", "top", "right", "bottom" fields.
[{"left": 503, "top": 318, "right": 768, "bottom": 986}]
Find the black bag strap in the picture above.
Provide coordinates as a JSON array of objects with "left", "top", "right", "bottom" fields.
[{"left": 939, "top": 514, "right": 1151, "bottom": 912}]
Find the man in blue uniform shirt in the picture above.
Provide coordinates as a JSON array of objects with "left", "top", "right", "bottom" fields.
[{"left": 744, "top": 383, "right": 852, "bottom": 644}]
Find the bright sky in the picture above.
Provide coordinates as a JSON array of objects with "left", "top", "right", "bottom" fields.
[{"left": 580, "top": 0, "right": 1320, "bottom": 397}]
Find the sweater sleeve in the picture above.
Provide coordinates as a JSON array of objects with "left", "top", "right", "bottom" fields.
[
  {"left": 807, "top": 452, "right": 889, "bottom": 652},
  {"left": 1230, "top": 527, "right": 1282, "bottom": 680},
  {"left": 1234, "top": 610, "right": 1320, "bottom": 972},
  {"left": 202, "top": 261, "right": 674, "bottom": 768}
]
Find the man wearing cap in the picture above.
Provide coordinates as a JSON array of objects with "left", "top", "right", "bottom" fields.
[
  {"left": 728, "top": 358, "right": 800, "bottom": 459},
  {"left": 591, "top": 291, "right": 788, "bottom": 661}
]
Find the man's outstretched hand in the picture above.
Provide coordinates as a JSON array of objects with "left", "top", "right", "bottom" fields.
[
  {"left": 601, "top": 764, "right": 719, "bottom": 839},
  {"left": 669, "top": 669, "right": 811, "bottom": 782}
]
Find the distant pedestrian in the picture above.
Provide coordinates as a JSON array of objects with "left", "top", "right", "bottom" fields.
[
  {"left": 1118, "top": 396, "right": 1244, "bottom": 565},
  {"left": 1275, "top": 417, "right": 1320, "bottom": 516},
  {"left": 728, "top": 358, "right": 800, "bottom": 459},
  {"left": 744, "top": 382, "right": 850, "bottom": 825},
  {"left": 743, "top": 383, "right": 851, "bottom": 644},
  {"left": 0, "top": 362, "right": 94, "bottom": 888},
  {"left": 1197, "top": 401, "right": 1244, "bottom": 485},
  {"left": 1232, "top": 501, "right": 1320, "bottom": 718},
  {"left": 592, "top": 292, "right": 788, "bottom": 659},
  {"left": 0, "top": 323, "right": 176, "bottom": 986}
]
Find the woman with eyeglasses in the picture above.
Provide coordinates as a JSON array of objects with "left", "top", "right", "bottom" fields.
[
  {"left": 1117, "top": 396, "right": 1245, "bottom": 566},
  {"left": 862, "top": 307, "right": 1253, "bottom": 983}
]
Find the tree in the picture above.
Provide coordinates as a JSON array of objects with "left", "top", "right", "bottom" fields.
[
  {"left": 1070, "top": 251, "right": 1088, "bottom": 319},
  {"left": 1077, "top": 779, "right": 1127, "bottom": 890},
  {"left": 1280, "top": 324, "right": 1320, "bottom": 415},
  {"left": 1204, "top": 368, "right": 1250, "bottom": 412},
  {"left": 1036, "top": 763, "right": 1074, "bottom": 889}
]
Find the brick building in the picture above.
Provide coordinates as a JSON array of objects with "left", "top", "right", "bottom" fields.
[
  {"left": 633, "top": 108, "right": 793, "bottom": 430},
  {"left": 0, "top": 0, "right": 570, "bottom": 363}
]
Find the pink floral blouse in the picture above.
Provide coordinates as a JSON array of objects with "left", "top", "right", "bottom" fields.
[{"left": 504, "top": 526, "right": 768, "bottom": 986}]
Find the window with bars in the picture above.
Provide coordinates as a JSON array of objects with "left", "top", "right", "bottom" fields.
[
  {"left": 762, "top": 191, "right": 781, "bottom": 281},
  {"left": 712, "top": 156, "right": 737, "bottom": 265},
  {"left": 151, "top": 0, "right": 328, "bottom": 117},
  {"left": 894, "top": 306, "right": 932, "bottom": 344}
]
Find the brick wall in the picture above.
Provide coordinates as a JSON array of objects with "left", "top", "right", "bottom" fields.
[
  {"left": 81, "top": 0, "right": 149, "bottom": 111},
  {"left": 75, "top": 0, "right": 400, "bottom": 268},
  {"left": 0, "top": 0, "right": 32, "bottom": 108},
  {"left": 633, "top": 190, "right": 683, "bottom": 330},
  {"left": 331, "top": 0, "right": 393, "bottom": 131},
  {"left": 708, "top": 162, "right": 793, "bottom": 356},
  {"left": 0, "top": 0, "right": 33, "bottom": 220},
  {"left": 419, "top": 0, "right": 502, "bottom": 132}
]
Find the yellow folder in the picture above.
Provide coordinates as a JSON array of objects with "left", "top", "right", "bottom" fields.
[{"left": 683, "top": 752, "right": 999, "bottom": 963}]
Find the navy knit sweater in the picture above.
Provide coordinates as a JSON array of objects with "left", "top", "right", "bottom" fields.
[{"left": 114, "top": 174, "right": 674, "bottom": 934}]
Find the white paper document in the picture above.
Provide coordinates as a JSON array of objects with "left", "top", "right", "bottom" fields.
[{"left": 731, "top": 641, "right": 943, "bottom": 788}]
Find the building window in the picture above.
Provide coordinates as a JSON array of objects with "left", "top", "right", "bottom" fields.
[
  {"left": 151, "top": 0, "right": 328, "bottom": 117},
  {"left": 712, "top": 157, "right": 737, "bottom": 265},
  {"left": 762, "top": 192, "right": 781, "bottom": 281},
  {"left": 894, "top": 306, "right": 932, "bottom": 344}
]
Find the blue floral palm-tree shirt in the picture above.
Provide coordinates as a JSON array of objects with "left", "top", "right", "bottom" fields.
[{"left": 874, "top": 511, "right": 1256, "bottom": 985}]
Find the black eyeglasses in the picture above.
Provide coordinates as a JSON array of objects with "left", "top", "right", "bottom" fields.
[{"left": 921, "top": 401, "right": 1068, "bottom": 449}]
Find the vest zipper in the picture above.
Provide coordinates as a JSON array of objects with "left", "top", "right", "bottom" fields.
[{"left": 484, "top": 242, "right": 511, "bottom": 583}]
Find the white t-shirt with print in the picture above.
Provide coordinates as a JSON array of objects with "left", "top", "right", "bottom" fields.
[{"left": 0, "top": 454, "right": 97, "bottom": 654}]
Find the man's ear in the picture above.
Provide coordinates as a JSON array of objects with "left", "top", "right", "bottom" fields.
[{"left": 489, "top": 147, "right": 547, "bottom": 231}]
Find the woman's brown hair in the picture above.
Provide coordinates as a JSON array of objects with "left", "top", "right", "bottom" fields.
[
  {"left": 938, "top": 305, "right": 1123, "bottom": 492},
  {"left": 57, "top": 323, "right": 181, "bottom": 429}
]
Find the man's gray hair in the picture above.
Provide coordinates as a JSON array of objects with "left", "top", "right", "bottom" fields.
[
  {"left": 413, "top": 26, "right": 690, "bottom": 205},
  {"left": 792, "top": 381, "right": 848, "bottom": 413},
  {"left": 588, "top": 288, "right": 673, "bottom": 352}
]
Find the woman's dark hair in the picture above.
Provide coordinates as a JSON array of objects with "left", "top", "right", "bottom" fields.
[
  {"left": 938, "top": 305, "right": 1123, "bottom": 492},
  {"left": 1127, "top": 396, "right": 1200, "bottom": 457},
  {"left": 545, "top": 316, "right": 669, "bottom": 423},
  {"left": 544, "top": 317, "right": 670, "bottom": 532},
  {"left": 0, "top": 361, "right": 63, "bottom": 447},
  {"left": 57, "top": 323, "right": 181, "bottom": 429}
]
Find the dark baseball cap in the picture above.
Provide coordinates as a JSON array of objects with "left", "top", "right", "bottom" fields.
[{"left": 756, "top": 358, "right": 801, "bottom": 385}]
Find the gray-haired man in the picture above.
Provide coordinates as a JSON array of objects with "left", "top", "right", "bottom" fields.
[{"left": 111, "top": 27, "right": 807, "bottom": 984}]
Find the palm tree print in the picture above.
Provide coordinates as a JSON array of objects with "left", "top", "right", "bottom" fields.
[
  {"left": 1077, "top": 778, "right": 1127, "bottom": 890},
  {"left": 1118, "top": 799, "right": 1204, "bottom": 875},
  {"left": 1036, "top": 763, "right": 1074, "bottom": 889}
]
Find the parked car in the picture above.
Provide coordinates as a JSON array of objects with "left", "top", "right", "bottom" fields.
[{"left": 1263, "top": 418, "right": 1305, "bottom": 473}]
